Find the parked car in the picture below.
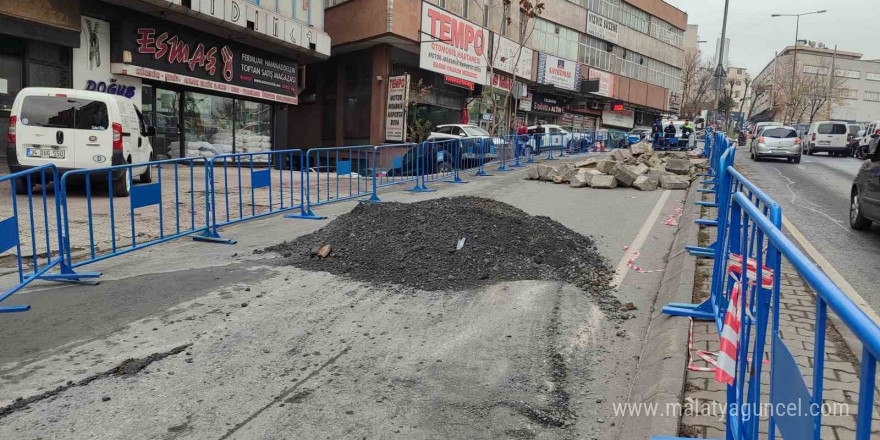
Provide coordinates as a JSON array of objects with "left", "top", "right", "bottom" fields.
[
  {"left": 6, "top": 87, "right": 155, "bottom": 196},
  {"left": 750, "top": 126, "right": 802, "bottom": 163},
  {"left": 425, "top": 124, "right": 501, "bottom": 165},
  {"left": 525, "top": 124, "right": 574, "bottom": 153},
  {"left": 804, "top": 121, "right": 850, "bottom": 156},
  {"left": 846, "top": 124, "right": 863, "bottom": 155},
  {"left": 849, "top": 132, "right": 880, "bottom": 230},
  {"left": 848, "top": 129, "right": 866, "bottom": 158},
  {"left": 750, "top": 122, "right": 781, "bottom": 148},
  {"left": 627, "top": 127, "right": 652, "bottom": 144},
  {"left": 857, "top": 121, "right": 880, "bottom": 159}
]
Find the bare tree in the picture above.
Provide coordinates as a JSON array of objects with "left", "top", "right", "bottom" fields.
[
  {"left": 679, "top": 49, "right": 714, "bottom": 118},
  {"left": 737, "top": 75, "right": 751, "bottom": 119},
  {"left": 747, "top": 82, "right": 769, "bottom": 119},
  {"left": 802, "top": 58, "right": 848, "bottom": 124},
  {"left": 473, "top": 0, "right": 545, "bottom": 135}
]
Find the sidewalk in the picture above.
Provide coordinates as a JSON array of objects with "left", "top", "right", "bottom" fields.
[{"left": 679, "top": 195, "right": 879, "bottom": 439}]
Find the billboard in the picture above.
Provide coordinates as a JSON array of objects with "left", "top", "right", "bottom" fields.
[{"left": 419, "top": 3, "right": 488, "bottom": 85}]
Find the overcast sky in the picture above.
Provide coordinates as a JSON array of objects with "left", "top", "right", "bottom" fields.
[{"left": 665, "top": 0, "right": 880, "bottom": 77}]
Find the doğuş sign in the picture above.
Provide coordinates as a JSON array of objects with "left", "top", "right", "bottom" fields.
[{"left": 419, "top": 3, "right": 488, "bottom": 85}]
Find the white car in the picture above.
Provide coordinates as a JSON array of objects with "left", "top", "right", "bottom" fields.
[
  {"left": 7, "top": 87, "right": 154, "bottom": 196},
  {"left": 426, "top": 124, "right": 502, "bottom": 158},
  {"left": 526, "top": 124, "right": 573, "bottom": 151},
  {"left": 750, "top": 126, "right": 802, "bottom": 163},
  {"left": 805, "top": 121, "right": 850, "bottom": 156}
]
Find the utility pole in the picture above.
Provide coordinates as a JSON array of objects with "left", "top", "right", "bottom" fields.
[
  {"left": 713, "top": 0, "right": 730, "bottom": 131},
  {"left": 826, "top": 44, "right": 837, "bottom": 120}
]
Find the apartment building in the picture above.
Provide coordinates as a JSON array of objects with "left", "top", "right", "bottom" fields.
[
  {"left": 726, "top": 66, "right": 750, "bottom": 123},
  {"left": 288, "top": 0, "right": 688, "bottom": 146},
  {"left": 752, "top": 43, "right": 880, "bottom": 123}
]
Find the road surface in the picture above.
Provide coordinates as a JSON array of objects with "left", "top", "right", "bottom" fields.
[{"left": 734, "top": 148, "right": 880, "bottom": 314}]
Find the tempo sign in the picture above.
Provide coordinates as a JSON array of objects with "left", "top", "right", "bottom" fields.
[
  {"left": 385, "top": 75, "right": 410, "bottom": 142},
  {"left": 419, "top": 3, "right": 489, "bottom": 85}
]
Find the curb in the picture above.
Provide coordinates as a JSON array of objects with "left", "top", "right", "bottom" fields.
[{"left": 616, "top": 179, "right": 701, "bottom": 439}]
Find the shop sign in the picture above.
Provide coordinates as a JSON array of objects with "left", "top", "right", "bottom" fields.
[
  {"left": 586, "top": 12, "right": 619, "bottom": 44},
  {"left": 119, "top": 18, "right": 299, "bottom": 105},
  {"left": 490, "top": 72, "right": 514, "bottom": 92},
  {"left": 419, "top": 3, "right": 489, "bottom": 85},
  {"left": 481, "top": 113, "right": 494, "bottom": 122},
  {"left": 491, "top": 35, "right": 533, "bottom": 80},
  {"left": 537, "top": 54, "right": 580, "bottom": 92},
  {"left": 385, "top": 74, "right": 410, "bottom": 142},
  {"left": 588, "top": 68, "right": 614, "bottom": 98},
  {"left": 602, "top": 108, "right": 634, "bottom": 129},
  {"left": 73, "top": 16, "right": 142, "bottom": 103},
  {"left": 444, "top": 75, "right": 475, "bottom": 90},
  {"left": 596, "top": 129, "right": 607, "bottom": 141},
  {"left": 0, "top": 0, "right": 80, "bottom": 31},
  {"left": 532, "top": 93, "right": 565, "bottom": 114},
  {"left": 519, "top": 92, "right": 533, "bottom": 111}
]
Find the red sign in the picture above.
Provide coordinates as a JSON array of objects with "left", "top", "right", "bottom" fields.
[
  {"left": 490, "top": 72, "right": 514, "bottom": 92},
  {"left": 136, "top": 28, "right": 234, "bottom": 81},
  {"left": 420, "top": 3, "right": 489, "bottom": 84},
  {"left": 445, "top": 75, "right": 475, "bottom": 90},
  {"left": 612, "top": 102, "right": 624, "bottom": 111}
]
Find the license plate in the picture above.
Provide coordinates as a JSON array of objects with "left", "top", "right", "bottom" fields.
[
  {"left": 819, "top": 141, "right": 830, "bottom": 145},
  {"left": 26, "top": 148, "right": 65, "bottom": 159}
]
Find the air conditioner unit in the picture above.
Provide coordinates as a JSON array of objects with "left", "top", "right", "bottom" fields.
[
  {"left": 555, "top": 26, "right": 561, "bottom": 34},
  {"left": 589, "top": 101, "right": 601, "bottom": 110}
]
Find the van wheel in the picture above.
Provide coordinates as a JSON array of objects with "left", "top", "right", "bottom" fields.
[
  {"left": 14, "top": 178, "right": 31, "bottom": 195},
  {"left": 140, "top": 161, "right": 153, "bottom": 183},
  {"left": 806, "top": 144, "right": 814, "bottom": 155},
  {"left": 112, "top": 173, "right": 131, "bottom": 197}
]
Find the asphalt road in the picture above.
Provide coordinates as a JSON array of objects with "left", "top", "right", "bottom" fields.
[
  {"left": 734, "top": 147, "right": 880, "bottom": 314},
  {"left": 0, "top": 156, "right": 686, "bottom": 439}
]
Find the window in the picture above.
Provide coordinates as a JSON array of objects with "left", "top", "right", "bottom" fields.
[
  {"left": 818, "top": 123, "right": 847, "bottom": 135},
  {"left": 532, "top": 19, "right": 579, "bottom": 61},
  {"left": 501, "top": 2, "right": 509, "bottom": 34},
  {"left": 649, "top": 17, "right": 683, "bottom": 47},
  {"left": 865, "top": 91, "right": 880, "bottom": 102},
  {"left": 439, "top": 0, "right": 445, "bottom": 8},
  {"left": 763, "top": 128, "right": 797, "bottom": 138},
  {"left": 867, "top": 73, "right": 880, "bottom": 82},
  {"left": 579, "top": 34, "right": 616, "bottom": 72},
  {"left": 834, "top": 89, "right": 859, "bottom": 100},
  {"left": 234, "top": 99, "right": 272, "bottom": 156},
  {"left": 20, "top": 96, "right": 107, "bottom": 130},
  {"left": 463, "top": 125, "right": 491, "bottom": 136},
  {"left": 620, "top": 2, "right": 649, "bottom": 33},
  {"left": 462, "top": 0, "right": 468, "bottom": 18}
]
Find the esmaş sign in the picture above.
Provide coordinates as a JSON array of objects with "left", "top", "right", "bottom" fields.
[
  {"left": 420, "top": 3, "right": 489, "bottom": 85},
  {"left": 537, "top": 54, "right": 580, "bottom": 91},
  {"left": 385, "top": 75, "right": 410, "bottom": 142},
  {"left": 491, "top": 35, "right": 533, "bottom": 81},
  {"left": 118, "top": 16, "right": 299, "bottom": 104},
  {"left": 586, "top": 12, "right": 619, "bottom": 44}
]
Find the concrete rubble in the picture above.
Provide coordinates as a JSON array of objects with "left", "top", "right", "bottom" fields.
[{"left": 525, "top": 141, "right": 703, "bottom": 191}]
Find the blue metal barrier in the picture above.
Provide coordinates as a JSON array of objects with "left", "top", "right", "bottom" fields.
[
  {"left": 58, "top": 157, "right": 211, "bottom": 274},
  {"left": 303, "top": 145, "right": 377, "bottom": 207},
  {"left": 418, "top": 139, "right": 462, "bottom": 189},
  {"left": 495, "top": 137, "right": 515, "bottom": 172},
  {"left": 0, "top": 165, "right": 92, "bottom": 312},
  {"left": 512, "top": 134, "right": 535, "bottom": 166},
  {"left": 200, "top": 149, "right": 320, "bottom": 242},
  {"left": 375, "top": 143, "right": 421, "bottom": 189},
  {"left": 459, "top": 137, "right": 493, "bottom": 176}
]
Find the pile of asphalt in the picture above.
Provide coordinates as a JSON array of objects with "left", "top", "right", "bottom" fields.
[{"left": 266, "top": 196, "right": 621, "bottom": 315}]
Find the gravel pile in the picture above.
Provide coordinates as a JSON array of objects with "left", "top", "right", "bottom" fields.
[{"left": 265, "top": 196, "right": 622, "bottom": 314}]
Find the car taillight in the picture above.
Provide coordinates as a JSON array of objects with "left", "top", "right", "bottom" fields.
[
  {"left": 757, "top": 136, "right": 765, "bottom": 143},
  {"left": 795, "top": 137, "right": 801, "bottom": 144},
  {"left": 875, "top": 129, "right": 880, "bottom": 136},
  {"left": 112, "top": 122, "right": 123, "bottom": 151},
  {"left": 811, "top": 133, "right": 816, "bottom": 141},
  {"left": 7, "top": 115, "right": 15, "bottom": 143}
]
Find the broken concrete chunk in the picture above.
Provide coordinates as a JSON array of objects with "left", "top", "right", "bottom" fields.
[
  {"left": 574, "top": 158, "right": 599, "bottom": 168},
  {"left": 589, "top": 174, "right": 618, "bottom": 189},
  {"left": 646, "top": 155, "right": 664, "bottom": 168},
  {"left": 316, "top": 243, "right": 332, "bottom": 258},
  {"left": 612, "top": 164, "right": 639, "bottom": 187},
  {"left": 596, "top": 159, "right": 618, "bottom": 174},
  {"left": 689, "top": 158, "right": 709, "bottom": 168},
  {"left": 536, "top": 164, "right": 554, "bottom": 180},
  {"left": 659, "top": 174, "right": 690, "bottom": 189},
  {"left": 633, "top": 175, "right": 658, "bottom": 191},
  {"left": 631, "top": 163, "right": 650, "bottom": 176},
  {"left": 570, "top": 173, "right": 590, "bottom": 188},
  {"left": 630, "top": 141, "right": 653, "bottom": 156},
  {"left": 526, "top": 166, "right": 540, "bottom": 180},
  {"left": 664, "top": 158, "right": 691, "bottom": 175}
]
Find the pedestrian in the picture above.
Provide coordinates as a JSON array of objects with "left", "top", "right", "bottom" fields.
[
  {"left": 664, "top": 121, "right": 677, "bottom": 139},
  {"left": 681, "top": 119, "right": 694, "bottom": 148}
]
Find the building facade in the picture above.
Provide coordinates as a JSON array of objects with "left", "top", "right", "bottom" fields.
[
  {"left": 1, "top": 0, "right": 330, "bottom": 160},
  {"left": 289, "top": 0, "right": 687, "bottom": 148},
  {"left": 751, "top": 43, "right": 880, "bottom": 123},
  {"left": 726, "top": 66, "right": 749, "bottom": 122}
]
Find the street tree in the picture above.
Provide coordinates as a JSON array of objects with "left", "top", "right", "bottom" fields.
[
  {"left": 679, "top": 49, "right": 714, "bottom": 118},
  {"left": 747, "top": 82, "right": 769, "bottom": 120}
]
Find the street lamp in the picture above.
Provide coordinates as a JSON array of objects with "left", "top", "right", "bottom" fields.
[{"left": 771, "top": 9, "right": 827, "bottom": 124}]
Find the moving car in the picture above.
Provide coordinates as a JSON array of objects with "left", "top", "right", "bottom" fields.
[
  {"left": 849, "top": 132, "right": 880, "bottom": 230},
  {"left": 750, "top": 122, "right": 781, "bottom": 148},
  {"left": 750, "top": 126, "right": 802, "bottom": 163},
  {"left": 804, "top": 121, "right": 849, "bottom": 156},
  {"left": 6, "top": 87, "right": 154, "bottom": 196}
]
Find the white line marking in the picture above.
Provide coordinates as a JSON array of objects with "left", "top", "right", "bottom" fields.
[
  {"left": 612, "top": 190, "right": 671, "bottom": 287},
  {"left": 782, "top": 214, "right": 880, "bottom": 324}
]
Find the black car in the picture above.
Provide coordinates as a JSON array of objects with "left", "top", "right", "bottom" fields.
[{"left": 850, "top": 135, "right": 880, "bottom": 230}]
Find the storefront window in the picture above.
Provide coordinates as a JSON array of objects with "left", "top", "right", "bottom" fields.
[
  {"left": 183, "top": 92, "right": 234, "bottom": 158},
  {"left": 234, "top": 99, "right": 273, "bottom": 159}
]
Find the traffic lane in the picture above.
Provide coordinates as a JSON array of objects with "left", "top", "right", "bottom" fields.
[{"left": 736, "top": 149, "right": 880, "bottom": 313}]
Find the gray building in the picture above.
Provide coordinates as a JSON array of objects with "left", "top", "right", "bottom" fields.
[{"left": 751, "top": 43, "right": 880, "bottom": 123}]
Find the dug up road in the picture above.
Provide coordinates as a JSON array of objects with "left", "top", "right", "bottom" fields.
[{"left": 0, "top": 155, "right": 686, "bottom": 439}]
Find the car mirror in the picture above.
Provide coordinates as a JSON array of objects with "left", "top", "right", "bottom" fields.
[{"left": 145, "top": 126, "right": 157, "bottom": 137}]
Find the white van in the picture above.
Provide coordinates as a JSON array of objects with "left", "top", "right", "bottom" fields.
[
  {"left": 804, "top": 121, "right": 850, "bottom": 156},
  {"left": 7, "top": 88, "right": 154, "bottom": 196}
]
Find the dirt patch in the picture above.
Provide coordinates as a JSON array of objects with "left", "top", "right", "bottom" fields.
[{"left": 264, "top": 196, "right": 621, "bottom": 315}]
